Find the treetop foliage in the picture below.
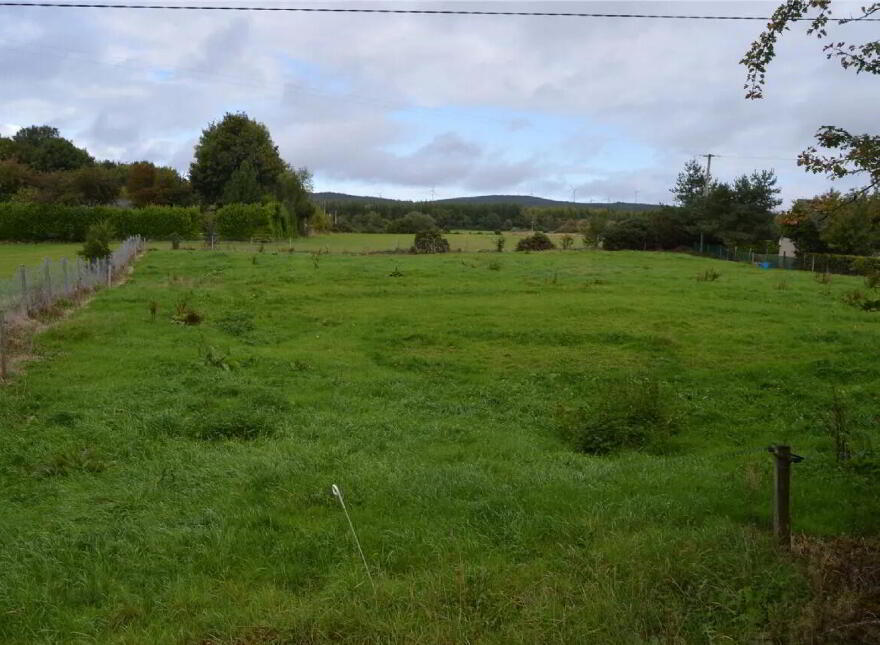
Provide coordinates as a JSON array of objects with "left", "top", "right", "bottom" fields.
[
  {"left": 742, "top": 0, "right": 880, "bottom": 192},
  {"left": 1, "top": 126, "right": 94, "bottom": 173},
  {"left": 189, "top": 112, "right": 286, "bottom": 205}
]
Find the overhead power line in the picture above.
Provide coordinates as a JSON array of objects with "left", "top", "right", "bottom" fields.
[{"left": 1, "top": 2, "right": 879, "bottom": 20}]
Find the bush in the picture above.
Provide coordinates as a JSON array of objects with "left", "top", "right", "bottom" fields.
[
  {"left": 601, "top": 218, "right": 650, "bottom": 250},
  {"left": 215, "top": 202, "right": 281, "bottom": 240},
  {"left": 516, "top": 232, "right": 555, "bottom": 251},
  {"left": 559, "top": 378, "right": 679, "bottom": 455},
  {"left": 411, "top": 229, "right": 450, "bottom": 254},
  {"left": 79, "top": 220, "right": 114, "bottom": 261}
]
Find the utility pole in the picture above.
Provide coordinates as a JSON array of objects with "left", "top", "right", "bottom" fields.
[
  {"left": 702, "top": 153, "right": 715, "bottom": 197},
  {"left": 570, "top": 186, "right": 577, "bottom": 203},
  {"left": 634, "top": 189, "right": 639, "bottom": 204}
]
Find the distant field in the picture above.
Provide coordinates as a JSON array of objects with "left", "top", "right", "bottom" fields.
[
  {"left": 161, "top": 231, "right": 575, "bottom": 254},
  {"left": 0, "top": 243, "right": 86, "bottom": 278},
  {"left": 0, "top": 233, "right": 575, "bottom": 278}
]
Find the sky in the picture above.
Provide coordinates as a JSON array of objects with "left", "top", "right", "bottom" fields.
[{"left": 0, "top": 0, "right": 877, "bottom": 206}]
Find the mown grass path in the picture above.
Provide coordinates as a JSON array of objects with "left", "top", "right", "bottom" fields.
[{"left": 0, "top": 249, "right": 878, "bottom": 643}]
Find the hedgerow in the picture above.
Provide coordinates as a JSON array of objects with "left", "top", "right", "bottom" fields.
[{"left": 0, "top": 202, "right": 201, "bottom": 241}]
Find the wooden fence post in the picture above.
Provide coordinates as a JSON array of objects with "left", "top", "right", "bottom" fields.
[
  {"left": 18, "top": 265, "right": 27, "bottom": 313},
  {"left": 0, "top": 315, "right": 7, "bottom": 380},
  {"left": 43, "top": 258, "right": 51, "bottom": 304},
  {"left": 61, "top": 258, "right": 69, "bottom": 297},
  {"left": 768, "top": 445, "right": 803, "bottom": 550}
]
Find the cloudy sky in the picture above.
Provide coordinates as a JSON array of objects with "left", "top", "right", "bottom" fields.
[{"left": 0, "top": 0, "right": 877, "bottom": 206}]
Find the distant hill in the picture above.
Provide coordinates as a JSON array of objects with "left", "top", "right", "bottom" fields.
[
  {"left": 312, "top": 191, "right": 659, "bottom": 211},
  {"left": 311, "top": 192, "right": 399, "bottom": 205}
]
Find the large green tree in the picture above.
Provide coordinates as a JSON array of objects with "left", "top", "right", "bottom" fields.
[
  {"left": 189, "top": 113, "right": 286, "bottom": 204},
  {"left": 742, "top": 1, "right": 880, "bottom": 192},
  {"left": 126, "top": 161, "right": 192, "bottom": 207},
  {"left": 1, "top": 126, "right": 94, "bottom": 172}
]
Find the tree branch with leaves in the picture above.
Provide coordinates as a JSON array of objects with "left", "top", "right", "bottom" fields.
[{"left": 742, "top": 0, "right": 880, "bottom": 192}]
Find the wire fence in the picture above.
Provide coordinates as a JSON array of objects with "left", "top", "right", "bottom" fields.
[
  {"left": 0, "top": 236, "right": 144, "bottom": 323},
  {"left": 693, "top": 243, "right": 879, "bottom": 276}
]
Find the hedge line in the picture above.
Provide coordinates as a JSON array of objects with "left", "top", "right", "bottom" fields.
[
  {"left": 215, "top": 202, "right": 290, "bottom": 240},
  {"left": 0, "top": 203, "right": 202, "bottom": 241}
]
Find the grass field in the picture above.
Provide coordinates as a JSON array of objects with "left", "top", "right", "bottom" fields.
[
  {"left": 0, "top": 243, "right": 90, "bottom": 278},
  {"left": 1, "top": 247, "right": 878, "bottom": 643},
  {"left": 0, "top": 233, "right": 570, "bottom": 279},
  {"left": 178, "top": 231, "right": 572, "bottom": 254}
]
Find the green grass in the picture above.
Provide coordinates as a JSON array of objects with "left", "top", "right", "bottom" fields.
[
  {"left": 1, "top": 248, "right": 878, "bottom": 643},
  {"left": 0, "top": 243, "right": 88, "bottom": 278},
  {"left": 0, "top": 232, "right": 568, "bottom": 278},
  {"left": 164, "top": 231, "right": 574, "bottom": 254}
]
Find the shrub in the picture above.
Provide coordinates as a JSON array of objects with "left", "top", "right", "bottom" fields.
[
  {"left": 601, "top": 218, "right": 650, "bottom": 251},
  {"left": 411, "top": 230, "right": 450, "bottom": 254},
  {"left": 559, "top": 378, "right": 679, "bottom": 455},
  {"left": 516, "top": 232, "right": 555, "bottom": 251},
  {"left": 495, "top": 236, "right": 505, "bottom": 252},
  {"left": 79, "top": 220, "right": 114, "bottom": 261},
  {"left": 215, "top": 202, "right": 280, "bottom": 240},
  {"left": 561, "top": 234, "right": 574, "bottom": 250}
]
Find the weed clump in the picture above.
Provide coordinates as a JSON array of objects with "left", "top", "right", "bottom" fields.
[
  {"left": 842, "top": 289, "right": 880, "bottom": 311},
  {"left": 559, "top": 377, "right": 679, "bottom": 455},
  {"left": 696, "top": 268, "right": 721, "bottom": 282},
  {"left": 516, "top": 232, "right": 555, "bottom": 252},
  {"left": 214, "top": 311, "right": 255, "bottom": 337},
  {"left": 172, "top": 297, "right": 202, "bottom": 325}
]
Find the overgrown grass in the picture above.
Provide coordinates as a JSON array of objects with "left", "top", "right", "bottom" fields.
[{"left": 1, "top": 249, "right": 879, "bottom": 642}]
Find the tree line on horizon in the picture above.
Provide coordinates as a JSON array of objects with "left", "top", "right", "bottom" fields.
[
  {"left": 0, "top": 114, "right": 316, "bottom": 240},
  {"left": 1, "top": 115, "right": 878, "bottom": 255}
]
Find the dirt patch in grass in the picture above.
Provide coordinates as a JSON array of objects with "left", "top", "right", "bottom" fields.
[{"left": 793, "top": 534, "right": 880, "bottom": 643}]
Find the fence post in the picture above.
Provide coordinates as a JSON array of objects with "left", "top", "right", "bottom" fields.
[
  {"left": 43, "top": 258, "right": 51, "bottom": 305},
  {"left": 768, "top": 445, "right": 803, "bottom": 550},
  {"left": 18, "top": 266, "right": 28, "bottom": 313},
  {"left": 61, "top": 258, "right": 69, "bottom": 297},
  {"left": 0, "top": 315, "right": 7, "bottom": 380}
]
